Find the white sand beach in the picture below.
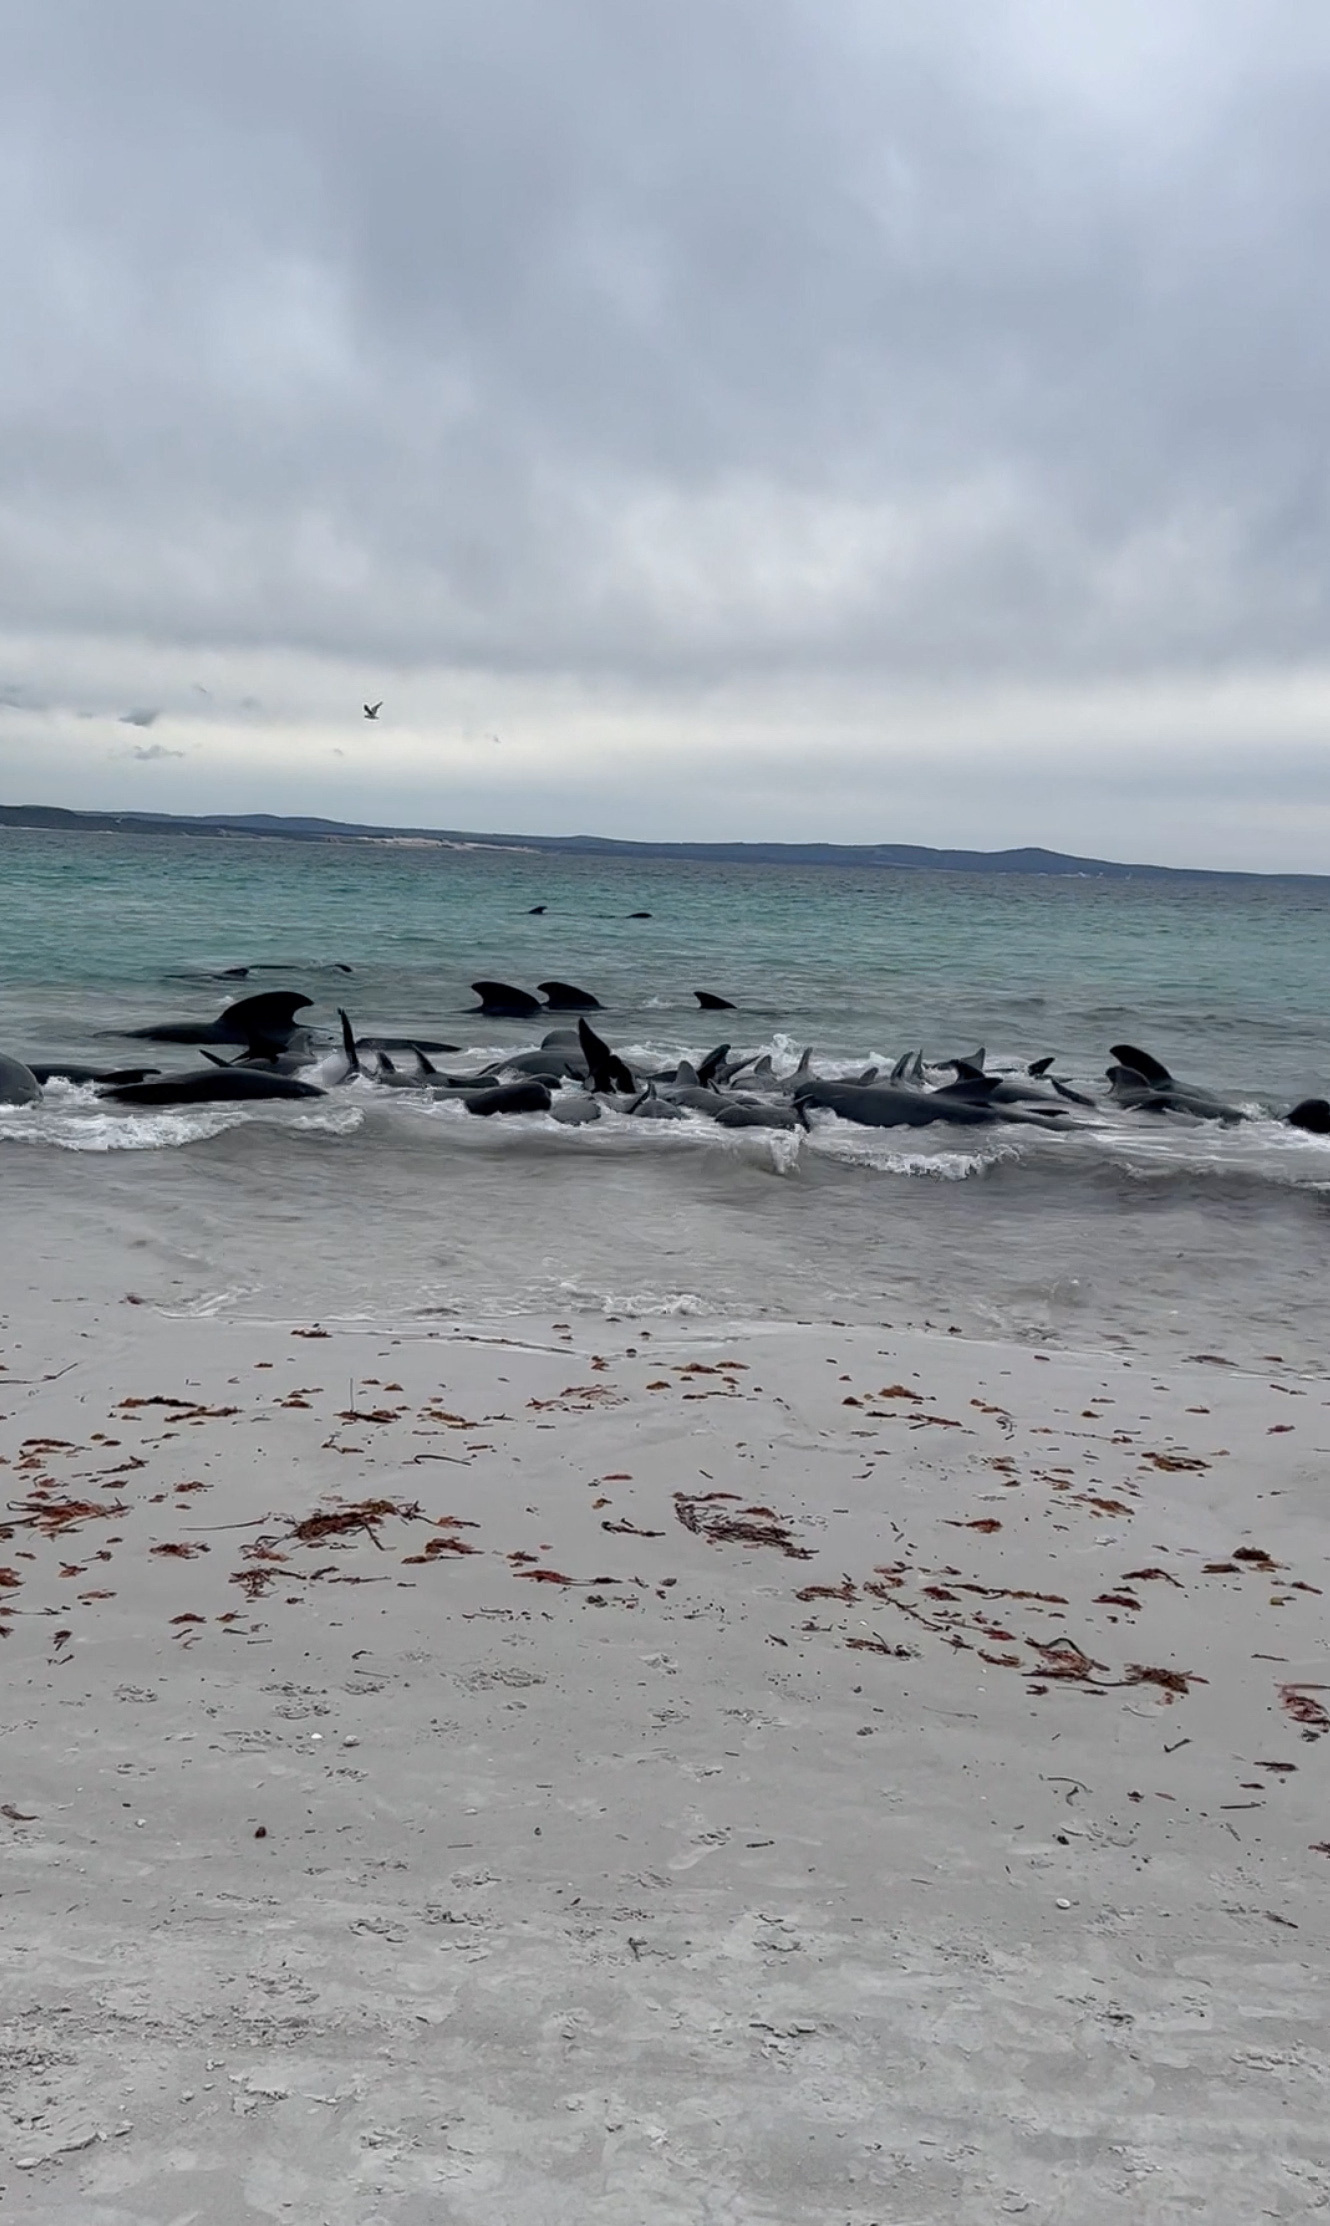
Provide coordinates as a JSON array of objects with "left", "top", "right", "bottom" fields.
[{"left": 2, "top": 1308, "right": 1328, "bottom": 2223}]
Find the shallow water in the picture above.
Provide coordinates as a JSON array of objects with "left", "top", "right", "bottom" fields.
[{"left": 3, "top": 825, "right": 1329, "bottom": 1369}]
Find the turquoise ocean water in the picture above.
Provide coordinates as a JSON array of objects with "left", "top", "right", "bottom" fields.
[{"left": 2, "top": 825, "right": 1329, "bottom": 1370}]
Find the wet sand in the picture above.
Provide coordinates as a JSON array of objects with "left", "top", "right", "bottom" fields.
[{"left": 1, "top": 1310, "right": 1328, "bottom": 2222}]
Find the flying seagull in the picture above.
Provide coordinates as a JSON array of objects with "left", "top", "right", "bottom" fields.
[{"left": 363, "top": 700, "right": 382, "bottom": 720}]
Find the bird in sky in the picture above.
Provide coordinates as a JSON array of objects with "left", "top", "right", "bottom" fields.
[{"left": 363, "top": 700, "right": 382, "bottom": 720}]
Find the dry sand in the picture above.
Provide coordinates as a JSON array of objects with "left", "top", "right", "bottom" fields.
[{"left": 1, "top": 1306, "right": 1328, "bottom": 2223}]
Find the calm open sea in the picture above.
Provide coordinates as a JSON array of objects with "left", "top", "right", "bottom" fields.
[{"left": 3, "top": 825, "right": 1329, "bottom": 1370}]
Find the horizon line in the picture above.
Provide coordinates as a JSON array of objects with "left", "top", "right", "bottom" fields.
[{"left": 1, "top": 798, "right": 1327, "bottom": 885}]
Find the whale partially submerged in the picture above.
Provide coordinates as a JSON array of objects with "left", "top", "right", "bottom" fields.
[
  {"left": 0, "top": 1051, "right": 41, "bottom": 1106},
  {"left": 99, "top": 1069, "right": 326, "bottom": 1107},
  {"left": 538, "top": 980, "right": 602, "bottom": 1011},
  {"left": 1107, "top": 1044, "right": 1245, "bottom": 1123},
  {"left": 120, "top": 991, "right": 313, "bottom": 1059},
  {"left": 471, "top": 981, "right": 542, "bottom": 1019}
]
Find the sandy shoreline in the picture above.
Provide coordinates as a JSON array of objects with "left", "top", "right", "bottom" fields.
[{"left": 1, "top": 1308, "right": 1327, "bottom": 2222}]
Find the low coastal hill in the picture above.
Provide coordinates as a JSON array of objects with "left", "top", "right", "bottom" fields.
[{"left": 0, "top": 800, "right": 1323, "bottom": 881}]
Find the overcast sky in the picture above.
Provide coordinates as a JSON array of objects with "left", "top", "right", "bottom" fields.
[{"left": 3, "top": 1, "right": 1330, "bottom": 867}]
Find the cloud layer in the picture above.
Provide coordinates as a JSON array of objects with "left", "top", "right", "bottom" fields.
[{"left": 3, "top": 1, "right": 1330, "bottom": 863}]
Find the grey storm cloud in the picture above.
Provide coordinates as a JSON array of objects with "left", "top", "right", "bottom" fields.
[
  {"left": 119, "top": 707, "right": 161, "bottom": 728},
  {"left": 4, "top": 0, "right": 1330, "bottom": 697},
  {"left": 125, "top": 740, "right": 185, "bottom": 761}
]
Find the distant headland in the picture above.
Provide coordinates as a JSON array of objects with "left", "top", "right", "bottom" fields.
[{"left": 0, "top": 801, "right": 1324, "bottom": 883}]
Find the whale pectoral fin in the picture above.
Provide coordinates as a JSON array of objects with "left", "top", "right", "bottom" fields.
[
  {"left": 200, "top": 1049, "right": 240, "bottom": 1067},
  {"left": 1052, "top": 1078, "right": 1095, "bottom": 1105},
  {"left": 1109, "top": 1043, "right": 1172, "bottom": 1084}
]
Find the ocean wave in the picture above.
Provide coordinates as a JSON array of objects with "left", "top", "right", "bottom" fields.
[{"left": 0, "top": 1091, "right": 364, "bottom": 1153}]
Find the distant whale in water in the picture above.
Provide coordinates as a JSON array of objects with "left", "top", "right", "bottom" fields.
[
  {"left": 100, "top": 1070, "right": 326, "bottom": 1107},
  {"left": 121, "top": 991, "right": 313, "bottom": 1058},
  {"left": 0, "top": 1051, "right": 41, "bottom": 1106},
  {"left": 694, "top": 990, "right": 735, "bottom": 1011},
  {"left": 471, "top": 981, "right": 542, "bottom": 1019}
]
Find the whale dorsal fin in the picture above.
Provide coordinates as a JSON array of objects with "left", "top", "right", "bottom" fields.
[{"left": 1110, "top": 1043, "right": 1172, "bottom": 1084}]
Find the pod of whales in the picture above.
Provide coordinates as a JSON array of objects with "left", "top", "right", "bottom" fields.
[{"left": 9, "top": 987, "right": 1329, "bottom": 1147}]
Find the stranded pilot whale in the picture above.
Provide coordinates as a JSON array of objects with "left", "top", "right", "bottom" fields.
[
  {"left": 0, "top": 1051, "right": 41, "bottom": 1106},
  {"left": 100, "top": 1070, "right": 326, "bottom": 1106},
  {"left": 120, "top": 991, "right": 313, "bottom": 1058},
  {"left": 1107, "top": 1045, "right": 1245, "bottom": 1124},
  {"left": 471, "top": 981, "right": 542, "bottom": 1019},
  {"left": 537, "top": 981, "right": 602, "bottom": 1011}
]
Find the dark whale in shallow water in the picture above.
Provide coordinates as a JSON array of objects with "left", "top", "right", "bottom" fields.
[
  {"left": 1289, "top": 1098, "right": 1330, "bottom": 1134},
  {"left": 0, "top": 1051, "right": 41, "bottom": 1105},
  {"left": 121, "top": 991, "right": 313, "bottom": 1058},
  {"left": 471, "top": 981, "right": 542, "bottom": 1019},
  {"left": 538, "top": 980, "right": 601, "bottom": 1011},
  {"left": 357, "top": 1035, "right": 460, "bottom": 1053},
  {"left": 462, "top": 1080, "right": 553, "bottom": 1116},
  {"left": 695, "top": 990, "right": 735, "bottom": 1011},
  {"left": 795, "top": 1076, "right": 1066, "bottom": 1130},
  {"left": 1107, "top": 1045, "right": 1245, "bottom": 1123},
  {"left": 100, "top": 1070, "right": 326, "bottom": 1107},
  {"left": 940, "top": 1059, "right": 1078, "bottom": 1113}
]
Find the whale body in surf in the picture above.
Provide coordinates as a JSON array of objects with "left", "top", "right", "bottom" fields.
[
  {"left": 121, "top": 991, "right": 313, "bottom": 1058},
  {"left": 100, "top": 1070, "right": 326, "bottom": 1107},
  {"left": 1107, "top": 1045, "right": 1245, "bottom": 1123},
  {"left": 0, "top": 1051, "right": 41, "bottom": 1106},
  {"left": 795, "top": 1076, "right": 1064, "bottom": 1129}
]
